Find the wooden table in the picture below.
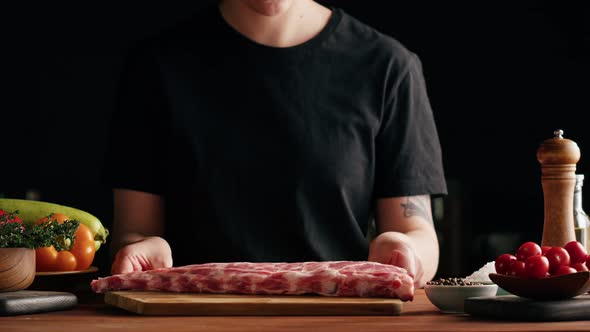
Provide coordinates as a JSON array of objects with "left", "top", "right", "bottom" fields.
[{"left": 0, "top": 290, "right": 588, "bottom": 332}]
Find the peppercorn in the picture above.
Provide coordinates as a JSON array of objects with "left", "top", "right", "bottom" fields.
[{"left": 426, "top": 277, "right": 483, "bottom": 286}]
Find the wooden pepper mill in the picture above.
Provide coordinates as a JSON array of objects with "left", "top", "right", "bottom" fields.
[{"left": 537, "top": 129, "right": 581, "bottom": 247}]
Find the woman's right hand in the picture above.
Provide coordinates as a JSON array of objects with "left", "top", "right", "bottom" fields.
[{"left": 110, "top": 236, "right": 173, "bottom": 275}]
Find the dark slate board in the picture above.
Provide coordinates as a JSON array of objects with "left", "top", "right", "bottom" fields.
[
  {"left": 464, "top": 294, "right": 590, "bottom": 321},
  {"left": 0, "top": 290, "right": 77, "bottom": 316}
]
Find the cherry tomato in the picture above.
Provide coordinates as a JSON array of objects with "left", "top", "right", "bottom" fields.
[
  {"left": 495, "top": 253, "right": 517, "bottom": 275},
  {"left": 564, "top": 241, "right": 588, "bottom": 264},
  {"left": 507, "top": 260, "right": 527, "bottom": 278},
  {"left": 69, "top": 226, "right": 96, "bottom": 271},
  {"left": 35, "top": 244, "right": 74, "bottom": 272},
  {"left": 525, "top": 255, "right": 549, "bottom": 279},
  {"left": 554, "top": 265, "right": 577, "bottom": 276},
  {"left": 541, "top": 246, "right": 552, "bottom": 255},
  {"left": 571, "top": 262, "right": 588, "bottom": 272},
  {"left": 35, "top": 246, "right": 59, "bottom": 272},
  {"left": 54, "top": 251, "right": 77, "bottom": 271},
  {"left": 544, "top": 246, "right": 570, "bottom": 273},
  {"left": 36, "top": 212, "right": 69, "bottom": 224},
  {"left": 516, "top": 241, "right": 542, "bottom": 261}
]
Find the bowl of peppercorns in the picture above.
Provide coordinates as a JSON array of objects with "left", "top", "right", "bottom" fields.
[{"left": 424, "top": 278, "right": 498, "bottom": 314}]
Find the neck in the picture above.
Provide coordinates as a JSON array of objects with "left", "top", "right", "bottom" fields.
[{"left": 219, "top": 0, "right": 332, "bottom": 48}]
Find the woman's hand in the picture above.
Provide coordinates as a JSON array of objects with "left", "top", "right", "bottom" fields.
[
  {"left": 110, "top": 236, "right": 173, "bottom": 275},
  {"left": 368, "top": 232, "right": 424, "bottom": 286},
  {"left": 370, "top": 196, "right": 440, "bottom": 289}
]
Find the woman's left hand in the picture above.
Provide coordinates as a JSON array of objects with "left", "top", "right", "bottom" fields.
[{"left": 368, "top": 232, "right": 424, "bottom": 287}]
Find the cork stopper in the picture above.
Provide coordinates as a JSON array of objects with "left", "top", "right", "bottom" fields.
[{"left": 537, "top": 129, "right": 581, "bottom": 167}]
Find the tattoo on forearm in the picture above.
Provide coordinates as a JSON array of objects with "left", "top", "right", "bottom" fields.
[{"left": 401, "top": 196, "right": 433, "bottom": 224}]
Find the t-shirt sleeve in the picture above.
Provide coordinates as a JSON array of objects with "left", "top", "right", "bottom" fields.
[
  {"left": 101, "top": 43, "right": 168, "bottom": 195},
  {"left": 374, "top": 52, "right": 447, "bottom": 198}
]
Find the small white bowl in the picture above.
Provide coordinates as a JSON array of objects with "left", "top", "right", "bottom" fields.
[
  {"left": 467, "top": 281, "right": 510, "bottom": 296},
  {"left": 424, "top": 284, "right": 498, "bottom": 314}
]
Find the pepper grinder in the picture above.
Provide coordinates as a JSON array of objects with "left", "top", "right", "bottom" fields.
[{"left": 537, "top": 129, "right": 581, "bottom": 247}]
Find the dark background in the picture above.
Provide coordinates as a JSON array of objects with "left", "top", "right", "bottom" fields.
[{"left": 15, "top": 1, "right": 590, "bottom": 275}]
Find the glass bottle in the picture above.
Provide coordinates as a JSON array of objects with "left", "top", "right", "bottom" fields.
[{"left": 574, "top": 174, "right": 590, "bottom": 252}]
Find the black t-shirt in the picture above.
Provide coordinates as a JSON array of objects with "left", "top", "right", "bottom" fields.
[{"left": 103, "top": 5, "right": 447, "bottom": 266}]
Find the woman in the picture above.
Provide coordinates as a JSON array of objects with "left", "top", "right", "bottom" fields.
[{"left": 104, "top": 0, "right": 447, "bottom": 288}]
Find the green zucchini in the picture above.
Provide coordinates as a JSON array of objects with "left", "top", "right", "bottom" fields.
[{"left": 0, "top": 198, "right": 109, "bottom": 251}]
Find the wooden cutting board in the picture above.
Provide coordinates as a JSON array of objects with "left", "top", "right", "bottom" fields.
[
  {"left": 104, "top": 291, "right": 403, "bottom": 316},
  {"left": 464, "top": 294, "right": 590, "bottom": 321}
]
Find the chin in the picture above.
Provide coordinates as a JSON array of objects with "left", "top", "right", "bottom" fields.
[{"left": 242, "top": 0, "right": 293, "bottom": 16}]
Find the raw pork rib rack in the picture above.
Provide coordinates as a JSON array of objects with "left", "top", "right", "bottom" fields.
[{"left": 91, "top": 261, "right": 414, "bottom": 301}]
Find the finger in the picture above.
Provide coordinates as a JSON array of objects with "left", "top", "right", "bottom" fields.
[
  {"left": 111, "top": 259, "right": 126, "bottom": 275},
  {"left": 368, "top": 244, "right": 391, "bottom": 264},
  {"left": 111, "top": 255, "right": 130, "bottom": 275},
  {"left": 111, "top": 251, "right": 138, "bottom": 275},
  {"left": 153, "top": 253, "right": 173, "bottom": 269},
  {"left": 368, "top": 236, "right": 395, "bottom": 264},
  {"left": 389, "top": 248, "right": 416, "bottom": 278}
]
